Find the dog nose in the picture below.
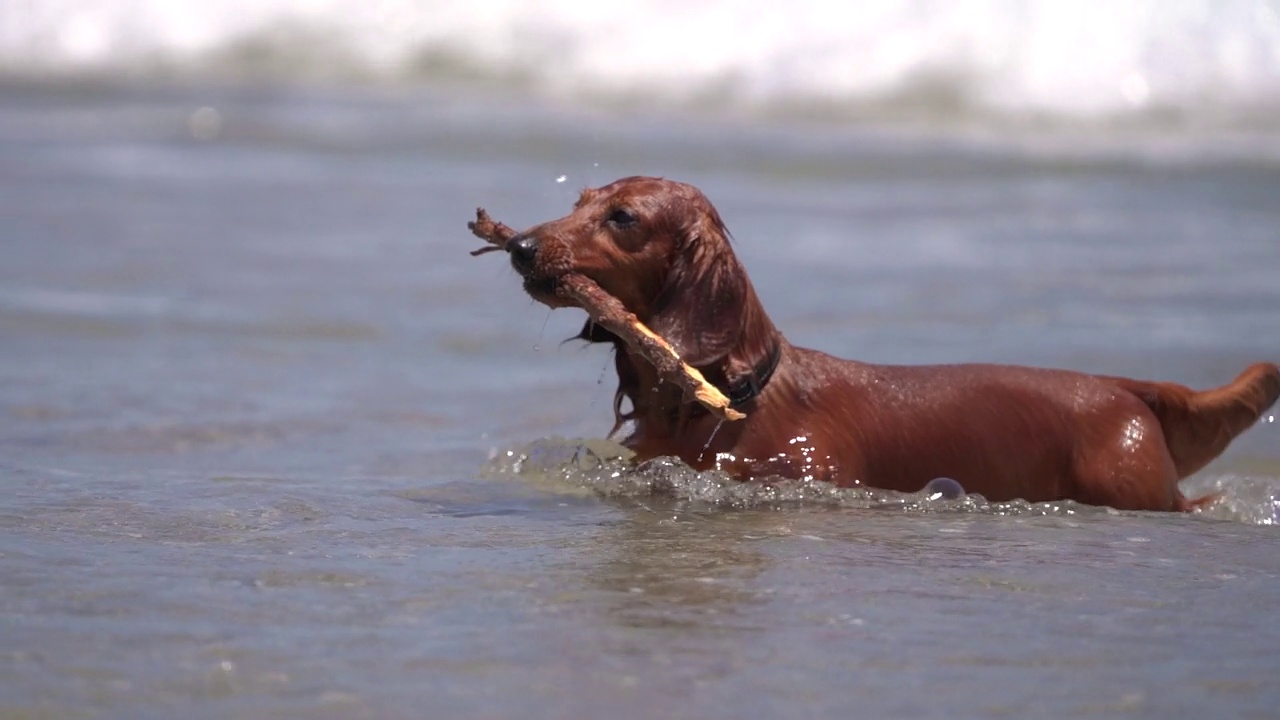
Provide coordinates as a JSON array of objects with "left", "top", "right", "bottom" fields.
[{"left": 509, "top": 235, "right": 539, "bottom": 273}]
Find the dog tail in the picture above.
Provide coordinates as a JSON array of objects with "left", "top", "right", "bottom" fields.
[{"left": 1109, "top": 362, "right": 1280, "bottom": 479}]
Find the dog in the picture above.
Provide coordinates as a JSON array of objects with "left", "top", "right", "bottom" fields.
[{"left": 500, "top": 176, "right": 1279, "bottom": 510}]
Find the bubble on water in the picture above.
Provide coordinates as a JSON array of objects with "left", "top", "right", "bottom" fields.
[{"left": 922, "top": 476, "right": 965, "bottom": 500}]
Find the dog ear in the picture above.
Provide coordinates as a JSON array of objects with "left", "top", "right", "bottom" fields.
[{"left": 647, "top": 213, "right": 746, "bottom": 367}]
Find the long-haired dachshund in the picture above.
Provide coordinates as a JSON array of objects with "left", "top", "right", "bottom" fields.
[{"left": 501, "top": 176, "right": 1279, "bottom": 511}]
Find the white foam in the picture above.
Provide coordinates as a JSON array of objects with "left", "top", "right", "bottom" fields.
[{"left": 4, "top": 0, "right": 1280, "bottom": 126}]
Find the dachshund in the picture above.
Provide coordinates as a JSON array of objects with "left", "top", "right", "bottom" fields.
[{"left": 501, "top": 176, "right": 1279, "bottom": 511}]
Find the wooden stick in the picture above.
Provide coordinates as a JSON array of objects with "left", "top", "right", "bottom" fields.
[
  {"left": 467, "top": 208, "right": 517, "bottom": 256},
  {"left": 556, "top": 274, "right": 746, "bottom": 421},
  {"left": 468, "top": 207, "right": 745, "bottom": 421}
]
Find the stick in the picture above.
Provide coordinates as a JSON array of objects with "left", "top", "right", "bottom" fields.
[
  {"left": 468, "top": 208, "right": 745, "bottom": 421},
  {"left": 467, "top": 208, "right": 517, "bottom": 256}
]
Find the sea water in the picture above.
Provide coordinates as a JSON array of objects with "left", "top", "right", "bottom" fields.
[{"left": 2, "top": 3, "right": 1280, "bottom": 717}]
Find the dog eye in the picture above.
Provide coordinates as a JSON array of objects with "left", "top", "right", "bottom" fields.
[{"left": 606, "top": 208, "right": 638, "bottom": 228}]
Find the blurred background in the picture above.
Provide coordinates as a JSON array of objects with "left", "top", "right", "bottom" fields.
[
  {"left": 5, "top": 0, "right": 1280, "bottom": 131},
  {"left": 3, "top": 2, "right": 1280, "bottom": 718}
]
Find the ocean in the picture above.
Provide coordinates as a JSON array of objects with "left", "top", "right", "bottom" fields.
[{"left": 2, "top": 2, "right": 1279, "bottom": 718}]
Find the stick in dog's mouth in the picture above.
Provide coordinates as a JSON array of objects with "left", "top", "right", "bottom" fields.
[
  {"left": 467, "top": 208, "right": 514, "bottom": 256},
  {"left": 467, "top": 207, "right": 746, "bottom": 422}
]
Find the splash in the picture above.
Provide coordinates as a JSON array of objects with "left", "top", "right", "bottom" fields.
[
  {"left": 488, "top": 438, "right": 1073, "bottom": 515},
  {"left": 484, "top": 438, "right": 1280, "bottom": 523}
]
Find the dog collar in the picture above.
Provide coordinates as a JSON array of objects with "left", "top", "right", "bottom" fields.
[{"left": 724, "top": 341, "right": 783, "bottom": 409}]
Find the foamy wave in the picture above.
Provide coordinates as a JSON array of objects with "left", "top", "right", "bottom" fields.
[{"left": 5, "top": 0, "right": 1280, "bottom": 127}]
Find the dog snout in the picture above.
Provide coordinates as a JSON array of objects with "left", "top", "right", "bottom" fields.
[{"left": 509, "top": 235, "right": 539, "bottom": 273}]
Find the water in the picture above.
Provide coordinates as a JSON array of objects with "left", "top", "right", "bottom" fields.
[{"left": 2, "top": 80, "right": 1280, "bottom": 717}]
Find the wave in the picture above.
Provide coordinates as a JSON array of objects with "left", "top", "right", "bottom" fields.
[{"left": 4, "top": 0, "right": 1279, "bottom": 130}]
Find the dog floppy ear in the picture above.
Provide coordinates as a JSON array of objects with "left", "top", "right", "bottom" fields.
[{"left": 647, "top": 210, "right": 747, "bottom": 367}]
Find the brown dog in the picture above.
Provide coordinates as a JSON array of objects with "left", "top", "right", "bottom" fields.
[{"left": 501, "top": 176, "right": 1279, "bottom": 510}]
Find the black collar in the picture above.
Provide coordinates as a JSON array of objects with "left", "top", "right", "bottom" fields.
[{"left": 723, "top": 340, "right": 783, "bottom": 409}]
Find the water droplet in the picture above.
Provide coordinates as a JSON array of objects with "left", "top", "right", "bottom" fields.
[
  {"left": 555, "top": 175, "right": 567, "bottom": 183},
  {"left": 188, "top": 106, "right": 222, "bottom": 141},
  {"left": 532, "top": 308, "right": 553, "bottom": 351},
  {"left": 1120, "top": 73, "right": 1149, "bottom": 106},
  {"left": 698, "top": 419, "right": 726, "bottom": 463},
  {"left": 596, "top": 355, "right": 610, "bottom": 385}
]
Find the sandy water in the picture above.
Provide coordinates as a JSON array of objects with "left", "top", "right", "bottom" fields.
[{"left": 1, "top": 84, "right": 1279, "bottom": 718}]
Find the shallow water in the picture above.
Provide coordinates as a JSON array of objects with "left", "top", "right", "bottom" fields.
[{"left": 2, "top": 84, "right": 1279, "bottom": 718}]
